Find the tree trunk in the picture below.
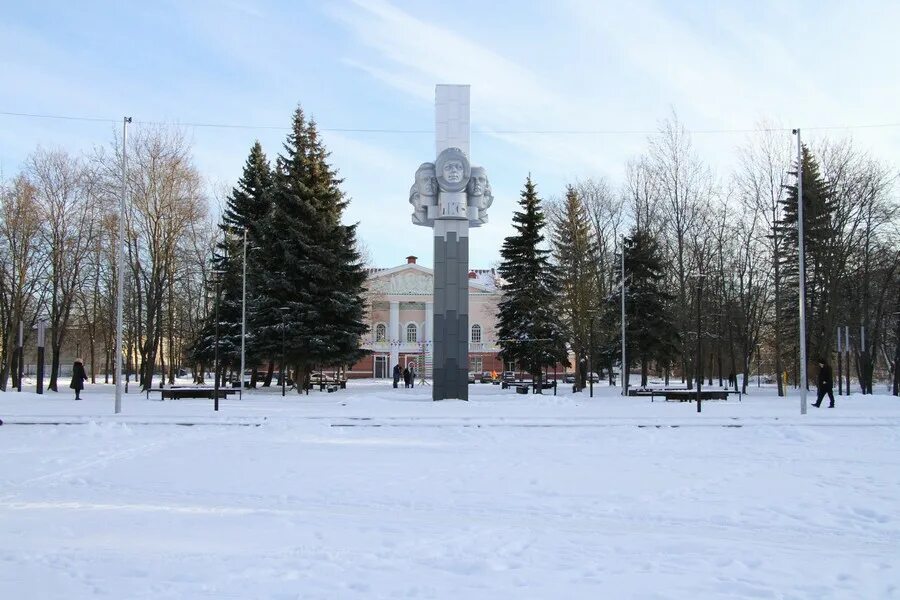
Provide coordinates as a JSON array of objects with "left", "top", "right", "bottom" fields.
[
  {"left": 263, "top": 360, "right": 274, "bottom": 387},
  {"left": 89, "top": 335, "right": 96, "bottom": 384},
  {"left": 49, "top": 344, "right": 61, "bottom": 392}
]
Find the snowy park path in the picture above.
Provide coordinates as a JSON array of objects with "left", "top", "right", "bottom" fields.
[{"left": 1, "top": 382, "right": 899, "bottom": 598}]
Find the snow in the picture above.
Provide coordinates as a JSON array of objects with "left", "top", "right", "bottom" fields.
[{"left": 1, "top": 380, "right": 899, "bottom": 598}]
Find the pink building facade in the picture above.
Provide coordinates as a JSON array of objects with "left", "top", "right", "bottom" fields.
[{"left": 348, "top": 256, "right": 506, "bottom": 379}]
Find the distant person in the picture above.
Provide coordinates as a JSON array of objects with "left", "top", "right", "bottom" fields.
[
  {"left": 70, "top": 358, "right": 87, "bottom": 400},
  {"left": 728, "top": 371, "right": 737, "bottom": 389},
  {"left": 409, "top": 366, "right": 416, "bottom": 388},
  {"left": 813, "top": 359, "right": 835, "bottom": 408},
  {"left": 393, "top": 364, "right": 401, "bottom": 389},
  {"left": 403, "top": 366, "right": 411, "bottom": 389}
]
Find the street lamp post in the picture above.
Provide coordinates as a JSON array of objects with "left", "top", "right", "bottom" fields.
[
  {"left": 16, "top": 320, "right": 23, "bottom": 392},
  {"left": 756, "top": 343, "right": 761, "bottom": 388},
  {"left": 240, "top": 228, "right": 247, "bottom": 395},
  {"left": 693, "top": 273, "right": 705, "bottom": 413},
  {"left": 212, "top": 269, "right": 224, "bottom": 412},
  {"left": 589, "top": 314, "right": 594, "bottom": 398},
  {"left": 837, "top": 326, "right": 843, "bottom": 396},
  {"left": 280, "top": 307, "right": 289, "bottom": 397},
  {"left": 792, "top": 128, "right": 808, "bottom": 415},
  {"left": 115, "top": 116, "right": 131, "bottom": 414},
  {"left": 36, "top": 320, "right": 47, "bottom": 394},
  {"left": 892, "top": 310, "right": 900, "bottom": 396},
  {"left": 621, "top": 238, "right": 627, "bottom": 396}
]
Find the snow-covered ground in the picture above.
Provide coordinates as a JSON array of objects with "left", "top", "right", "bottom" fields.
[{"left": 1, "top": 380, "right": 898, "bottom": 598}]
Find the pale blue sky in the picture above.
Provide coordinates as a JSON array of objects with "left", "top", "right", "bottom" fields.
[{"left": 2, "top": 0, "right": 898, "bottom": 267}]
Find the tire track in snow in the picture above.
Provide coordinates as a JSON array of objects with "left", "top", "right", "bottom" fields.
[{"left": 3, "top": 486, "right": 895, "bottom": 555}]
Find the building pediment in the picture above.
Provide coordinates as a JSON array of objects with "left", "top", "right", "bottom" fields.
[
  {"left": 369, "top": 268, "right": 434, "bottom": 295},
  {"left": 367, "top": 262, "right": 497, "bottom": 296}
]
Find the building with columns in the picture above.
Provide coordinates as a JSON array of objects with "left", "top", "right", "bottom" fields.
[{"left": 348, "top": 256, "right": 504, "bottom": 379}]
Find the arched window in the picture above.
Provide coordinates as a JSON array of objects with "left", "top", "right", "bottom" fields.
[
  {"left": 471, "top": 324, "right": 482, "bottom": 343},
  {"left": 406, "top": 323, "right": 418, "bottom": 343},
  {"left": 375, "top": 323, "right": 386, "bottom": 342}
]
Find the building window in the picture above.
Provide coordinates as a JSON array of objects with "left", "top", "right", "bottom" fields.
[
  {"left": 375, "top": 323, "right": 386, "bottom": 342},
  {"left": 471, "top": 324, "right": 482, "bottom": 343},
  {"left": 470, "top": 356, "right": 483, "bottom": 372},
  {"left": 406, "top": 323, "right": 418, "bottom": 343}
]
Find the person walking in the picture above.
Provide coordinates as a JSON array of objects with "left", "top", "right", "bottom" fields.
[
  {"left": 403, "top": 366, "right": 411, "bottom": 389},
  {"left": 813, "top": 358, "right": 835, "bottom": 408},
  {"left": 70, "top": 358, "right": 88, "bottom": 400},
  {"left": 392, "top": 364, "right": 401, "bottom": 388}
]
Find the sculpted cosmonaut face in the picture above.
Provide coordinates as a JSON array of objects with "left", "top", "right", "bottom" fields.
[
  {"left": 415, "top": 163, "right": 437, "bottom": 197},
  {"left": 467, "top": 167, "right": 487, "bottom": 199},
  {"left": 442, "top": 159, "right": 464, "bottom": 183},
  {"left": 435, "top": 147, "right": 470, "bottom": 193}
]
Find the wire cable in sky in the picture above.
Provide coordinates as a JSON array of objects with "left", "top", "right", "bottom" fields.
[{"left": 2, "top": 110, "right": 899, "bottom": 136}]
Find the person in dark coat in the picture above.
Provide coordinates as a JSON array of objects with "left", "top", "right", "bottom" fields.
[
  {"left": 392, "top": 364, "right": 401, "bottom": 388},
  {"left": 70, "top": 358, "right": 87, "bottom": 400},
  {"left": 813, "top": 358, "right": 835, "bottom": 408},
  {"left": 403, "top": 366, "right": 411, "bottom": 389}
]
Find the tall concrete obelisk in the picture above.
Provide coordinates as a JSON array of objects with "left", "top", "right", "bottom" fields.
[{"left": 409, "top": 85, "right": 493, "bottom": 401}]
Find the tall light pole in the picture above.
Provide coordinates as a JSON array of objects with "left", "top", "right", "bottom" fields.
[
  {"left": 589, "top": 314, "right": 594, "bottom": 397},
  {"left": 756, "top": 342, "right": 761, "bottom": 388},
  {"left": 240, "top": 228, "right": 247, "bottom": 395},
  {"left": 694, "top": 273, "right": 705, "bottom": 413},
  {"left": 621, "top": 235, "right": 627, "bottom": 396},
  {"left": 837, "top": 327, "right": 843, "bottom": 396},
  {"left": 844, "top": 325, "right": 850, "bottom": 394},
  {"left": 279, "top": 307, "right": 289, "bottom": 397},
  {"left": 16, "top": 320, "right": 23, "bottom": 392},
  {"left": 892, "top": 310, "right": 900, "bottom": 396},
  {"left": 212, "top": 269, "right": 224, "bottom": 411},
  {"left": 793, "top": 128, "right": 808, "bottom": 415},
  {"left": 36, "top": 320, "right": 47, "bottom": 394},
  {"left": 115, "top": 116, "right": 131, "bottom": 414}
]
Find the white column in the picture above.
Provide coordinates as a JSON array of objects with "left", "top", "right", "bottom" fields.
[
  {"left": 389, "top": 300, "right": 400, "bottom": 370},
  {"left": 435, "top": 85, "right": 470, "bottom": 158}
]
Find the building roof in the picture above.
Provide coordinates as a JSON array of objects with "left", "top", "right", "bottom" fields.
[{"left": 366, "top": 258, "right": 501, "bottom": 294}]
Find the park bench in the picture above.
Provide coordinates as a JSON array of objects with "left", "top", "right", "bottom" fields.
[
  {"left": 505, "top": 380, "right": 557, "bottom": 394},
  {"left": 308, "top": 373, "right": 347, "bottom": 392},
  {"left": 628, "top": 387, "right": 741, "bottom": 402},
  {"left": 652, "top": 389, "right": 741, "bottom": 402},
  {"left": 158, "top": 387, "right": 239, "bottom": 400}
]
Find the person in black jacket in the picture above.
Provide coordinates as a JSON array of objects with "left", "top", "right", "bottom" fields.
[
  {"left": 403, "top": 366, "right": 411, "bottom": 389},
  {"left": 392, "top": 364, "right": 401, "bottom": 388},
  {"left": 70, "top": 358, "right": 88, "bottom": 400},
  {"left": 813, "top": 358, "right": 835, "bottom": 408}
]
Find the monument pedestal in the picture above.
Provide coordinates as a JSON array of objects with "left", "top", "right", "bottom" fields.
[{"left": 433, "top": 220, "right": 469, "bottom": 401}]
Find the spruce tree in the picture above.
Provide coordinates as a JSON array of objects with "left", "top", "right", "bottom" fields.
[
  {"left": 777, "top": 145, "right": 836, "bottom": 383},
  {"left": 252, "top": 107, "right": 368, "bottom": 391},
  {"left": 551, "top": 185, "right": 600, "bottom": 389},
  {"left": 497, "top": 176, "right": 569, "bottom": 389},
  {"left": 605, "top": 228, "right": 679, "bottom": 386},
  {"left": 187, "top": 142, "right": 273, "bottom": 384}
]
